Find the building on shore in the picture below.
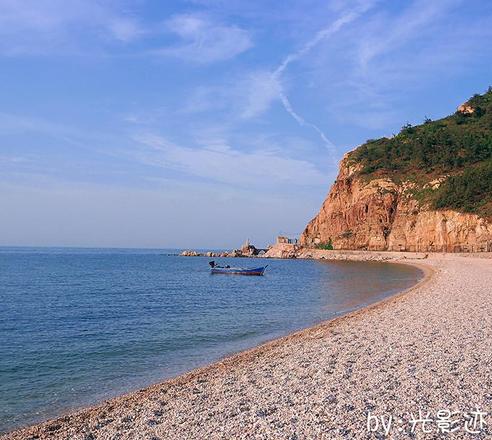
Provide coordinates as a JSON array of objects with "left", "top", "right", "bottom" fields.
[{"left": 276, "top": 236, "right": 298, "bottom": 245}]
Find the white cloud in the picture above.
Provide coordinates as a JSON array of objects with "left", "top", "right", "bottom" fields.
[
  {"left": 0, "top": 0, "right": 143, "bottom": 54},
  {"left": 133, "top": 133, "right": 326, "bottom": 186},
  {"left": 107, "top": 17, "right": 143, "bottom": 42},
  {"left": 239, "top": 71, "right": 282, "bottom": 119},
  {"left": 356, "top": 0, "right": 460, "bottom": 70},
  {"left": 0, "top": 112, "right": 81, "bottom": 137},
  {"left": 158, "top": 14, "right": 253, "bottom": 63},
  {"left": 0, "top": 155, "right": 29, "bottom": 164},
  {"left": 188, "top": 3, "right": 376, "bottom": 124},
  {"left": 179, "top": 86, "right": 229, "bottom": 114},
  {"left": 178, "top": 70, "right": 281, "bottom": 119}
]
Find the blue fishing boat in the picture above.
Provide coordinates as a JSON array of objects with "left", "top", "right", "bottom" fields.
[{"left": 209, "top": 261, "right": 268, "bottom": 276}]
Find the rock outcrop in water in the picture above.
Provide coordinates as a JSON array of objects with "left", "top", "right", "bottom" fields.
[
  {"left": 300, "top": 91, "right": 492, "bottom": 252},
  {"left": 180, "top": 240, "right": 267, "bottom": 258}
]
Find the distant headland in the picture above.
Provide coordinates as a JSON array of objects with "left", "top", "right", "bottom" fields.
[{"left": 301, "top": 89, "right": 492, "bottom": 253}]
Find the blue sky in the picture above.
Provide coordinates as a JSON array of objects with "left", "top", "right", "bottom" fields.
[{"left": 1, "top": 0, "right": 492, "bottom": 248}]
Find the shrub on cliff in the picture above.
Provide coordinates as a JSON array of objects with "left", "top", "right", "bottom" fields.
[
  {"left": 317, "top": 239, "right": 334, "bottom": 250},
  {"left": 433, "top": 161, "right": 492, "bottom": 217}
]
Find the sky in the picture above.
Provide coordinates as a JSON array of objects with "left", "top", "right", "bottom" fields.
[{"left": 1, "top": 0, "right": 492, "bottom": 249}]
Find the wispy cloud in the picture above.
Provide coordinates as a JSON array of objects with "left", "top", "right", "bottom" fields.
[
  {"left": 178, "top": 70, "right": 281, "bottom": 119},
  {"left": 180, "top": 2, "right": 377, "bottom": 156},
  {"left": 133, "top": 133, "right": 326, "bottom": 186},
  {"left": 238, "top": 71, "right": 282, "bottom": 119},
  {"left": 0, "top": 0, "right": 143, "bottom": 55},
  {"left": 0, "top": 112, "right": 82, "bottom": 138},
  {"left": 107, "top": 17, "right": 144, "bottom": 43},
  {"left": 0, "top": 112, "right": 131, "bottom": 169},
  {"left": 316, "top": 0, "right": 482, "bottom": 130},
  {"left": 0, "top": 155, "right": 29, "bottom": 164},
  {"left": 179, "top": 86, "right": 229, "bottom": 114},
  {"left": 156, "top": 14, "right": 253, "bottom": 63},
  {"left": 356, "top": 0, "right": 461, "bottom": 71}
]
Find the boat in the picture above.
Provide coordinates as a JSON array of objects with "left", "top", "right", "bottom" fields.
[{"left": 209, "top": 261, "right": 268, "bottom": 276}]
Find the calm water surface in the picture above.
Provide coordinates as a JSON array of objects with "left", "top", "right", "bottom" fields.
[{"left": 0, "top": 247, "right": 423, "bottom": 433}]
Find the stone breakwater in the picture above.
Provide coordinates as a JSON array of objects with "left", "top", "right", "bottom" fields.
[
  {"left": 3, "top": 254, "right": 492, "bottom": 439},
  {"left": 262, "top": 243, "right": 431, "bottom": 261},
  {"left": 262, "top": 243, "right": 492, "bottom": 262}
]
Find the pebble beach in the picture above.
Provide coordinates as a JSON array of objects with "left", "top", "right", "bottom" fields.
[{"left": 3, "top": 253, "right": 492, "bottom": 439}]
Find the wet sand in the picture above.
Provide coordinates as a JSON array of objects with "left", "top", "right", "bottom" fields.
[{"left": 3, "top": 253, "right": 492, "bottom": 439}]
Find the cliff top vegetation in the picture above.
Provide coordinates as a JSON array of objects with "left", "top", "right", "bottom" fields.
[{"left": 349, "top": 88, "right": 492, "bottom": 218}]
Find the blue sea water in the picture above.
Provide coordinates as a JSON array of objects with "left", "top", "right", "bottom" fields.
[{"left": 0, "top": 247, "right": 423, "bottom": 433}]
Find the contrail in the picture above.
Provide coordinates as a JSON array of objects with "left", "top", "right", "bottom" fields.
[
  {"left": 273, "top": 11, "right": 360, "bottom": 78},
  {"left": 272, "top": 3, "right": 374, "bottom": 158},
  {"left": 278, "top": 92, "right": 338, "bottom": 152}
]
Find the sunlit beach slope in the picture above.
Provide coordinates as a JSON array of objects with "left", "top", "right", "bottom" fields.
[{"left": 3, "top": 253, "right": 491, "bottom": 439}]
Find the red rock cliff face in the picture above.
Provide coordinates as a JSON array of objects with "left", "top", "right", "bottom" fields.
[{"left": 300, "top": 154, "right": 492, "bottom": 252}]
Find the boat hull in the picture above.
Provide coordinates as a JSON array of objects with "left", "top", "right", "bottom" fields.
[{"left": 210, "top": 266, "right": 267, "bottom": 276}]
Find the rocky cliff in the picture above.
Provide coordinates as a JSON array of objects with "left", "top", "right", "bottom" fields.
[
  {"left": 300, "top": 154, "right": 492, "bottom": 252},
  {"left": 301, "top": 90, "right": 492, "bottom": 253}
]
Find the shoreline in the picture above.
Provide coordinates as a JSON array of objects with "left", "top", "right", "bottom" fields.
[
  {"left": 1, "top": 255, "right": 431, "bottom": 437},
  {"left": 3, "top": 253, "right": 491, "bottom": 439},
  {"left": 0, "top": 258, "right": 425, "bottom": 436}
]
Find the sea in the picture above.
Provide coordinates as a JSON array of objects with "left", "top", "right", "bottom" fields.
[{"left": 0, "top": 247, "right": 423, "bottom": 433}]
